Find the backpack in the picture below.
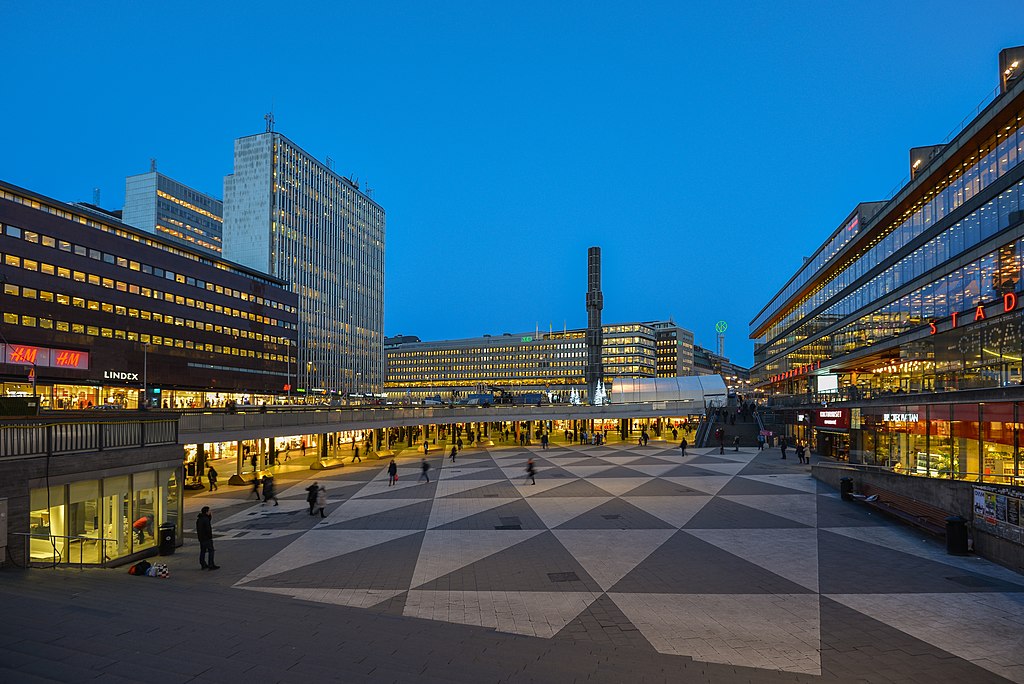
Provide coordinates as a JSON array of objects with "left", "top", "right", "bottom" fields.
[{"left": 129, "top": 560, "right": 152, "bottom": 576}]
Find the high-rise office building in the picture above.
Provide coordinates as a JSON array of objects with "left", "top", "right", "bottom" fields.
[
  {"left": 123, "top": 171, "right": 223, "bottom": 255},
  {"left": 223, "top": 131, "right": 386, "bottom": 395}
]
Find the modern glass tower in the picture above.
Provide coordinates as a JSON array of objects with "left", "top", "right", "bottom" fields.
[
  {"left": 123, "top": 171, "right": 223, "bottom": 255},
  {"left": 223, "top": 131, "right": 385, "bottom": 395}
]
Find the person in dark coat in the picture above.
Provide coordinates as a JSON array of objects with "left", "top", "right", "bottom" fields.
[
  {"left": 387, "top": 459, "right": 398, "bottom": 486},
  {"left": 196, "top": 506, "right": 219, "bottom": 570},
  {"left": 450, "top": 445, "right": 458, "bottom": 462},
  {"left": 780, "top": 436, "right": 788, "bottom": 460},
  {"left": 420, "top": 458, "right": 431, "bottom": 483},
  {"left": 306, "top": 482, "right": 319, "bottom": 514},
  {"left": 525, "top": 458, "right": 536, "bottom": 485},
  {"left": 734, "top": 435, "right": 741, "bottom": 452},
  {"left": 352, "top": 445, "right": 361, "bottom": 463},
  {"left": 262, "top": 475, "right": 278, "bottom": 505},
  {"left": 207, "top": 465, "right": 218, "bottom": 491},
  {"left": 680, "top": 437, "right": 688, "bottom": 457}
]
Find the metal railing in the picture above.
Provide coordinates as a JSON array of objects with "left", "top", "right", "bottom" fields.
[
  {"left": 0, "top": 417, "right": 178, "bottom": 460},
  {"left": 13, "top": 532, "right": 121, "bottom": 568}
]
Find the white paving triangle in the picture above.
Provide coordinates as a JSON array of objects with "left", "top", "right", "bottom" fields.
[
  {"left": 738, "top": 474, "right": 819, "bottom": 494},
  {"left": 435, "top": 478, "right": 507, "bottom": 498},
  {"left": 410, "top": 529, "right": 545, "bottom": 587},
  {"left": 427, "top": 497, "right": 520, "bottom": 529},
  {"left": 517, "top": 479, "right": 578, "bottom": 496},
  {"left": 720, "top": 494, "right": 818, "bottom": 525},
  {"left": 625, "top": 464, "right": 679, "bottom": 477},
  {"left": 686, "top": 528, "right": 820, "bottom": 591},
  {"left": 318, "top": 498, "right": 426, "bottom": 528},
  {"left": 237, "top": 529, "right": 420, "bottom": 585},
  {"left": 663, "top": 476, "right": 733, "bottom": 496},
  {"left": 688, "top": 462, "right": 746, "bottom": 476},
  {"left": 702, "top": 452, "right": 753, "bottom": 463},
  {"left": 553, "top": 529, "right": 675, "bottom": 591},
  {"left": 351, "top": 476, "right": 428, "bottom": 498},
  {"left": 525, "top": 497, "right": 613, "bottom": 528},
  {"left": 827, "top": 593, "right": 1024, "bottom": 683},
  {"left": 404, "top": 590, "right": 600, "bottom": 639},
  {"left": 609, "top": 593, "right": 821, "bottom": 675},
  {"left": 561, "top": 464, "right": 618, "bottom": 478},
  {"left": 593, "top": 455, "right": 644, "bottom": 465},
  {"left": 214, "top": 499, "right": 309, "bottom": 527},
  {"left": 622, "top": 495, "right": 713, "bottom": 528},
  {"left": 238, "top": 586, "right": 405, "bottom": 609},
  {"left": 589, "top": 477, "right": 652, "bottom": 497}
]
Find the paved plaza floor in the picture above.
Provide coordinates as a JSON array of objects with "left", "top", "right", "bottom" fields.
[{"left": 3, "top": 441, "right": 1024, "bottom": 683}]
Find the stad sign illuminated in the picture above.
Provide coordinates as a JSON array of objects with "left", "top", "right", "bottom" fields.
[{"left": 929, "top": 293, "right": 1017, "bottom": 334}]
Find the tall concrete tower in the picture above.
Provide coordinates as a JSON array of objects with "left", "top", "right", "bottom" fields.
[{"left": 585, "top": 247, "right": 604, "bottom": 402}]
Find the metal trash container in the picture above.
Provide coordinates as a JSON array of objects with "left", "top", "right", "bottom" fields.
[
  {"left": 945, "top": 516, "right": 969, "bottom": 555},
  {"left": 839, "top": 477, "right": 854, "bottom": 501},
  {"left": 158, "top": 522, "right": 176, "bottom": 556}
]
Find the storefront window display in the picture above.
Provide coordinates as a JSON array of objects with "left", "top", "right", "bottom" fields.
[{"left": 28, "top": 469, "right": 180, "bottom": 566}]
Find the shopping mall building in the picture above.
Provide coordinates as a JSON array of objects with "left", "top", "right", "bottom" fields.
[{"left": 750, "top": 46, "right": 1024, "bottom": 485}]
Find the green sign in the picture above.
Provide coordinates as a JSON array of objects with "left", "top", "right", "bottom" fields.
[
  {"left": 715, "top": 321, "right": 728, "bottom": 333},
  {"left": 522, "top": 336, "right": 533, "bottom": 342}
]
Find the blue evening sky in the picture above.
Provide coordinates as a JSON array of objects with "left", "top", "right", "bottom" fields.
[{"left": 2, "top": 2, "right": 1021, "bottom": 366}]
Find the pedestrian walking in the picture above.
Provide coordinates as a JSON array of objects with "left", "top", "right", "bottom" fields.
[
  {"left": 250, "top": 476, "right": 261, "bottom": 500},
  {"left": 525, "top": 458, "right": 536, "bottom": 485},
  {"left": 672, "top": 428, "right": 678, "bottom": 441},
  {"left": 423, "top": 440, "right": 429, "bottom": 455},
  {"left": 420, "top": 458, "right": 431, "bottom": 483},
  {"left": 680, "top": 437, "right": 688, "bottom": 457},
  {"left": 457, "top": 437, "right": 463, "bottom": 452},
  {"left": 352, "top": 445, "right": 361, "bottom": 463},
  {"left": 261, "top": 475, "right": 278, "bottom": 505},
  {"left": 734, "top": 435, "right": 741, "bottom": 452},
  {"left": 388, "top": 459, "right": 398, "bottom": 486},
  {"left": 314, "top": 485, "right": 327, "bottom": 518},
  {"left": 796, "top": 441, "right": 806, "bottom": 464},
  {"left": 207, "top": 465, "right": 218, "bottom": 491},
  {"left": 196, "top": 506, "right": 219, "bottom": 570},
  {"left": 541, "top": 433, "right": 549, "bottom": 450},
  {"left": 306, "top": 482, "right": 319, "bottom": 515},
  {"left": 780, "top": 436, "right": 788, "bottom": 460},
  {"left": 450, "top": 445, "right": 458, "bottom": 462},
  {"left": 757, "top": 434, "right": 766, "bottom": 451}
]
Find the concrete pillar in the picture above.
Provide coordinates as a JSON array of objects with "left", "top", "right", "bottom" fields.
[{"left": 321, "top": 434, "right": 328, "bottom": 460}]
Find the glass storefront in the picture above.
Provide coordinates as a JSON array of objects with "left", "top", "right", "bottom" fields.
[
  {"left": 28, "top": 468, "right": 181, "bottom": 565},
  {"left": 850, "top": 403, "right": 1021, "bottom": 484}
]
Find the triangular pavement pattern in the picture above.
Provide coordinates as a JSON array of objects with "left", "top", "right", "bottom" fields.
[
  {"left": 611, "top": 530, "right": 813, "bottom": 594},
  {"left": 430, "top": 498, "right": 547, "bottom": 531},
  {"left": 624, "top": 479, "right": 707, "bottom": 497},
  {"left": 414, "top": 530, "right": 603, "bottom": 592},
  {"left": 662, "top": 476, "right": 733, "bottom": 496},
  {"left": 622, "top": 495, "right": 713, "bottom": 528},
  {"left": 553, "top": 529, "right": 675, "bottom": 591},
  {"left": 238, "top": 586, "right": 405, "bottom": 609},
  {"left": 556, "top": 498, "right": 676, "bottom": 530},
  {"left": 328, "top": 499, "right": 434, "bottom": 530},
  {"left": 684, "top": 462, "right": 746, "bottom": 476},
  {"left": 434, "top": 478, "right": 508, "bottom": 498},
  {"left": 441, "top": 480, "right": 522, "bottom": 499},
  {"left": 525, "top": 496, "right": 613, "bottom": 529},
  {"left": 719, "top": 494, "right": 817, "bottom": 525},
  {"left": 624, "top": 464, "right": 679, "bottom": 478},
  {"left": 411, "top": 529, "right": 545, "bottom": 587},
  {"left": 683, "top": 497, "right": 810, "bottom": 529},
  {"left": 316, "top": 498, "right": 427, "bottom": 528},
  {"left": 609, "top": 592, "right": 820, "bottom": 674},
  {"left": 717, "top": 477, "right": 809, "bottom": 496},
  {"left": 353, "top": 479, "right": 437, "bottom": 500},
  {"left": 551, "top": 593, "right": 657, "bottom": 651},
  {"left": 736, "top": 474, "right": 819, "bottom": 494},
  {"left": 687, "top": 528, "right": 820, "bottom": 592},
  {"left": 589, "top": 477, "right": 652, "bottom": 497},
  {"left": 237, "top": 529, "right": 421, "bottom": 585},
  {"left": 528, "top": 479, "right": 614, "bottom": 498},
  {"left": 403, "top": 590, "right": 600, "bottom": 639},
  {"left": 427, "top": 497, "right": 520, "bottom": 529}
]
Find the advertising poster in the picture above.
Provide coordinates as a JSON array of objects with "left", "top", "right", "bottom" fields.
[
  {"left": 974, "top": 489, "right": 987, "bottom": 518},
  {"left": 996, "top": 494, "right": 1008, "bottom": 523},
  {"left": 984, "top": 492, "right": 998, "bottom": 521},
  {"left": 1008, "top": 498, "right": 1020, "bottom": 526},
  {"left": 974, "top": 485, "right": 1024, "bottom": 544}
]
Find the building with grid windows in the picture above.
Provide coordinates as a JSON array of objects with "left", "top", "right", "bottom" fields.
[
  {"left": 650, "top": 320, "right": 695, "bottom": 376},
  {"left": 123, "top": 171, "right": 223, "bottom": 255},
  {"left": 749, "top": 46, "right": 1024, "bottom": 485},
  {"left": 385, "top": 320, "right": 698, "bottom": 401},
  {"left": 0, "top": 180, "right": 297, "bottom": 409},
  {"left": 223, "top": 131, "right": 386, "bottom": 397}
]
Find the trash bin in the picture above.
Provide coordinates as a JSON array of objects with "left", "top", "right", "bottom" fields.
[
  {"left": 945, "top": 516, "right": 969, "bottom": 555},
  {"left": 158, "top": 523, "right": 176, "bottom": 556},
  {"left": 840, "top": 477, "right": 854, "bottom": 501}
]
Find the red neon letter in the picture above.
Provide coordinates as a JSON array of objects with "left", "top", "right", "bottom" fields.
[
  {"left": 929, "top": 321, "right": 937, "bottom": 335},
  {"left": 951, "top": 312, "right": 959, "bottom": 328},
  {"left": 1005, "top": 292, "right": 1017, "bottom": 312},
  {"left": 975, "top": 305, "right": 986, "bottom": 321}
]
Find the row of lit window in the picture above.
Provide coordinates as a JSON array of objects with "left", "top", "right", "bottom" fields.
[
  {"left": 0, "top": 222, "right": 294, "bottom": 314},
  {"left": 157, "top": 190, "right": 223, "bottom": 222},
  {"left": 0, "top": 188, "right": 284, "bottom": 289},
  {"left": 1, "top": 251, "right": 293, "bottom": 331},
  {"left": 0, "top": 313, "right": 289, "bottom": 363},
  {"left": 156, "top": 224, "right": 221, "bottom": 254},
  {"left": 2, "top": 281, "right": 290, "bottom": 347}
]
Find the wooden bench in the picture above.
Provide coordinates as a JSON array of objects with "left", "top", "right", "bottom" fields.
[{"left": 857, "top": 483, "right": 949, "bottom": 536}]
